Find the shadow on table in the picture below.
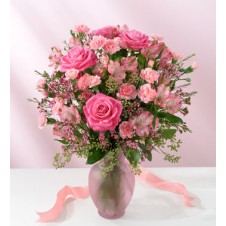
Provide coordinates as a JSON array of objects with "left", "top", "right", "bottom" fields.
[{"left": 123, "top": 192, "right": 203, "bottom": 222}]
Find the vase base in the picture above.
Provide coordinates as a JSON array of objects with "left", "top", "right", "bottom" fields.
[{"left": 98, "top": 210, "right": 125, "bottom": 219}]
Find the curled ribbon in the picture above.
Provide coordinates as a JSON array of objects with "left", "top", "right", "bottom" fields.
[{"left": 36, "top": 168, "right": 195, "bottom": 222}]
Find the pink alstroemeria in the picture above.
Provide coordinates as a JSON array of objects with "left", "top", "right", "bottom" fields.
[
  {"left": 59, "top": 105, "right": 81, "bottom": 124},
  {"left": 129, "top": 111, "right": 153, "bottom": 137},
  {"left": 99, "top": 53, "right": 109, "bottom": 68},
  {"left": 49, "top": 47, "right": 62, "bottom": 67},
  {"left": 154, "top": 84, "right": 171, "bottom": 108},
  {"left": 108, "top": 60, "right": 126, "bottom": 82},
  {"left": 38, "top": 112, "right": 47, "bottom": 129},
  {"left": 165, "top": 93, "right": 182, "bottom": 114},
  {"left": 121, "top": 56, "right": 138, "bottom": 73}
]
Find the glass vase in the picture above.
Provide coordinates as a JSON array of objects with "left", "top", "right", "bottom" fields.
[{"left": 88, "top": 151, "right": 135, "bottom": 219}]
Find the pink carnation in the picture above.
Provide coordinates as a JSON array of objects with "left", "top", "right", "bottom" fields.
[
  {"left": 83, "top": 93, "right": 122, "bottom": 131},
  {"left": 38, "top": 112, "right": 47, "bottom": 129},
  {"left": 60, "top": 46, "right": 97, "bottom": 72},
  {"left": 138, "top": 84, "right": 157, "bottom": 103},
  {"left": 65, "top": 68, "right": 79, "bottom": 80},
  {"left": 117, "top": 83, "right": 137, "bottom": 100},
  {"left": 120, "top": 30, "right": 151, "bottom": 50},
  {"left": 75, "top": 24, "right": 90, "bottom": 33},
  {"left": 92, "top": 26, "right": 120, "bottom": 39},
  {"left": 36, "top": 79, "right": 46, "bottom": 89},
  {"left": 140, "top": 68, "right": 159, "bottom": 84},
  {"left": 89, "top": 36, "right": 106, "bottom": 50},
  {"left": 108, "top": 60, "right": 126, "bottom": 82},
  {"left": 119, "top": 121, "right": 133, "bottom": 139},
  {"left": 121, "top": 56, "right": 138, "bottom": 73},
  {"left": 129, "top": 112, "right": 153, "bottom": 137},
  {"left": 103, "top": 39, "right": 120, "bottom": 54}
]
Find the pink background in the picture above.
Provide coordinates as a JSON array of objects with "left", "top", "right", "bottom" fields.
[{"left": 10, "top": 0, "right": 216, "bottom": 168}]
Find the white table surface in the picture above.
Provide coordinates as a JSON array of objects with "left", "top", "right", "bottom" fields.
[{"left": 11, "top": 167, "right": 216, "bottom": 226}]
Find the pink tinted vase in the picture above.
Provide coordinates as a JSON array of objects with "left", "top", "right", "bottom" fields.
[{"left": 88, "top": 152, "right": 135, "bottom": 219}]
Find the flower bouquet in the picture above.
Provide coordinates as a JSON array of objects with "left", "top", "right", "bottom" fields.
[{"left": 30, "top": 24, "right": 197, "bottom": 219}]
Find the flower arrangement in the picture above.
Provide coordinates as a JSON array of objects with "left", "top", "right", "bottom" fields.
[{"left": 30, "top": 25, "right": 197, "bottom": 174}]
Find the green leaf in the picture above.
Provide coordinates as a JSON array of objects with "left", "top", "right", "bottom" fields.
[
  {"left": 184, "top": 66, "right": 193, "bottom": 74},
  {"left": 137, "top": 53, "right": 146, "bottom": 69},
  {"left": 48, "top": 92, "right": 56, "bottom": 98},
  {"left": 47, "top": 118, "right": 56, "bottom": 124},
  {"left": 111, "top": 49, "right": 128, "bottom": 61},
  {"left": 172, "top": 58, "right": 178, "bottom": 64},
  {"left": 54, "top": 139, "right": 68, "bottom": 144},
  {"left": 157, "top": 112, "right": 183, "bottom": 123},
  {"left": 52, "top": 71, "right": 63, "bottom": 80},
  {"left": 86, "top": 147, "right": 106, "bottom": 164},
  {"left": 161, "top": 129, "right": 177, "bottom": 139},
  {"left": 139, "top": 143, "right": 152, "bottom": 161},
  {"left": 84, "top": 67, "right": 93, "bottom": 75},
  {"left": 73, "top": 129, "right": 82, "bottom": 137},
  {"left": 126, "top": 148, "right": 141, "bottom": 164},
  {"left": 89, "top": 129, "right": 99, "bottom": 139}
]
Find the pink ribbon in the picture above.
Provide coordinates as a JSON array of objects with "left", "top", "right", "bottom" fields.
[{"left": 36, "top": 168, "right": 195, "bottom": 222}]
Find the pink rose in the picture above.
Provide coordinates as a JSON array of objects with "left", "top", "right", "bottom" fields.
[
  {"left": 119, "top": 121, "right": 133, "bottom": 139},
  {"left": 92, "top": 26, "right": 120, "bottom": 39},
  {"left": 138, "top": 84, "right": 157, "bottom": 103},
  {"left": 36, "top": 79, "right": 46, "bottom": 89},
  {"left": 83, "top": 93, "right": 122, "bottom": 131},
  {"left": 90, "top": 36, "right": 106, "bottom": 50},
  {"left": 140, "top": 68, "right": 159, "bottom": 84},
  {"left": 129, "top": 112, "right": 152, "bottom": 137},
  {"left": 121, "top": 56, "right": 138, "bottom": 73},
  {"left": 59, "top": 105, "right": 81, "bottom": 124},
  {"left": 117, "top": 83, "right": 137, "bottom": 100},
  {"left": 60, "top": 46, "right": 97, "bottom": 72},
  {"left": 120, "top": 30, "right": 151, "bottom": 50},
  {"left": 75, "top": 24, "right": 90, "bottom": 33},
  {"left": 65, "top": 68, "right": 79, "bottom": 80},
  {"left": 108, "top": 60, "right": 126, "bottom": 82},
  {"left": 38, "top": 112, "right": 47, "bottom": 129}
]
